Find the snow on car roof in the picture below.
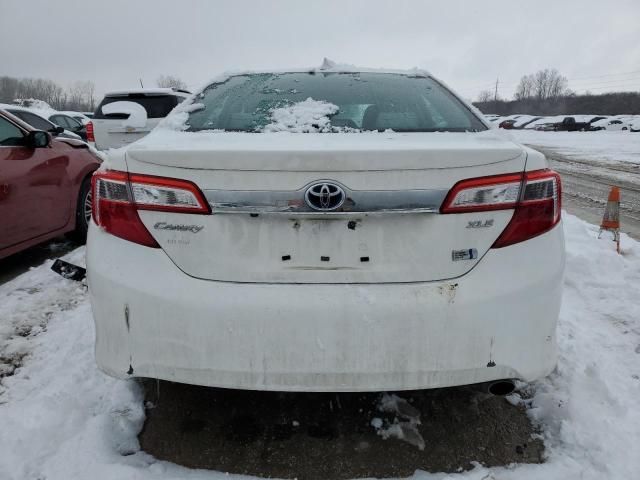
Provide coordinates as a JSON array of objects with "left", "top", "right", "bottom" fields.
[
  {"left": 0, "top": 103, "right": 58, "bottom": 120},
  {"left": 58, "top": 110, "right": 90, "bottom": 117},
  {"left": 569, "top": 115, "right": 600, "bottom": 122},
  {"left": 525, "top": 116, "right": 565, "bottom": 127},
  {"left": 12, "top": 98, "right": 54, "bottom": 110},
  {"left": 194, "top": 58, "right": 432, "bottom": 92},
  {"left": 512, "top": 115, "right": 539, "bottom": 128},
  {"left": 0, "top": 103, "right": 54, "bottom": 118},
  {"left": 104, "top": 88, "right": 190, "bottom": 97}
]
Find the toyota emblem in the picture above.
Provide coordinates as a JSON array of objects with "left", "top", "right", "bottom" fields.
[{"left": 304, "top": 182, "right": 345, "bottom": 211}]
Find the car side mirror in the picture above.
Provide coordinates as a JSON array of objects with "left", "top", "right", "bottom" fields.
[
  {"left": 27, "top": 130, "right": 51, "bottom": 148},
  {"left": 50, "top": 126, "right": 64, "bottom": 135}
]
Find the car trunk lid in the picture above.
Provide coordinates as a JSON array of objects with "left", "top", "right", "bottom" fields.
[{"left": 126, "top": 131, "right": 526, "bottom": 283}]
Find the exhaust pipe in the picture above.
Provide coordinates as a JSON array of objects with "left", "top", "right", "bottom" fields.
[
  {"left": 487, "top": 380, "right": 516, "bottom": 396},
  {"left": 472, "top": 379, "right": 516, "bottom": 396}
]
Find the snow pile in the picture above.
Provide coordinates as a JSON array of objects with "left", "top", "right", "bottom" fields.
[
  {"left": 156, "top": 101, "right": 205, "bottom": 132},
  {"left": 1, "top": 214, "right": 640, "bottom": 479},
  {"left": 0, "top": 247, "right": 85, "bottom": 383},
  {"left": 517, "top": 215, "right": 640, "bottom": 479},
  {"left": 12, "top": 98, "right": 54, "bottom": 111},
  {"left": 371, "top": 393, "right": 425, "bottom": 450},
  {"left": 262, "top": 98, "right": 339, "bottom": 133}
]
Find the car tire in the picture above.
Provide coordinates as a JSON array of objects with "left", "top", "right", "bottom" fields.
[{"left": 70, "top": 176, "right": 92, "bottom": 242}]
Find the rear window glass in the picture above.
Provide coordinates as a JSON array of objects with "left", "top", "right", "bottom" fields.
[
  {"left": 8, "top": 110, "right": 54, "bottom": 131},
  {"left": 187, "top": 72, "right": 486, "bottom": 133},
  {"left": 94, "top": 94, "right": 179, "bottom": 119}
]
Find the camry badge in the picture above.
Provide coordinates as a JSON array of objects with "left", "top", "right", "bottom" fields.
[{"left": 154, "top": 222, "right": 204, "bottom": 233}]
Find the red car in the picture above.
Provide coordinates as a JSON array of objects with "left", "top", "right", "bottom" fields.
[{"left": 0, "top": 109, "right": 101, "bottom": 260}]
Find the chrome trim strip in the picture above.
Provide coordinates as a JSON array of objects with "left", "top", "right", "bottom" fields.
[{"left": 203, "top": 184, "right": 447, "bottom": 215}]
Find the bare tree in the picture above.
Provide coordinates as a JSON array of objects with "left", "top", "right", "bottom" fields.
[
  {"left": 68, "top": 81, "right": 85, "bottom": 110},
  {"left": 534, "top": 69, "right": 568, "bottom": 100},
  {"left": 66, "top": 80, "right": 96, "bottom": 111},
  {"left": 85, "top": 81, "right": 96, "bottom": 110},
  {"left": 0, "top": 76, "right": 19, "bottom": 103},
  {"left": 514, "top": 74, "right": 535, "bottom": 100},
  {"left": 513, "top": 69, "right": 569, "bottom": 101},
  {"left": 156, "top": 75, "right": 187, "bottom": 90},
  {"left": 477, "top": 89, "right": 493, "bottom": 103}
]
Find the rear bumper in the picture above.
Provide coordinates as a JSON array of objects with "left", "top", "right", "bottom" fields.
[{"left": 87, "top": 223, "right": 564, "bottom": 392}]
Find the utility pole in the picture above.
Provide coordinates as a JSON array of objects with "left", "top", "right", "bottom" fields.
[
  {"left": 139, "top": 78, "right": 144, "bottom": 88},
  {"left": 494, "top": 77, "right": 499, "bottom": 102}
]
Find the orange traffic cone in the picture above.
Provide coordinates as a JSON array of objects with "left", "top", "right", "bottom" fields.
[{"left": 598, "top": 186, "right": 621, "bottom": 253}]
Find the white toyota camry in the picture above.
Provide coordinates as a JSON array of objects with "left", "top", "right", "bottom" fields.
[{"left": 88, "top": 64, "right": 564, "bottom": 394}]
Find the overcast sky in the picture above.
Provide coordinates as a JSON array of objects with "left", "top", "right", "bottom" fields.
[{"left": 2, "top": 0, "right": 639, "bottom": 101}]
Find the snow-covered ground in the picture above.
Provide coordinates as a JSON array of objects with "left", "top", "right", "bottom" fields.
[
  {"left": 509, "top": 130, "right": 640, "bottom": 166},
  {"left": 1, "top": 214, "right": 639, "bottom": 479}
]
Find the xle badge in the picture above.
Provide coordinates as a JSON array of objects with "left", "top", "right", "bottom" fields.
[
  {"left": 467, "top": 219, "right": 494, "bottom": 228},
  {"left": 452, "top": 249, "right": 478, "bottom": 261}
]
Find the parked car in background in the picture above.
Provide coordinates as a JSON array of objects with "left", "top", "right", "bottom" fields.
[
  {"left": 525, "top": 116, "right": 555, "bottom": 130},
  {"left": 82, "top": 112, "right": 94, "bottom": 119},
  {"left": 58, "top": 111, "right": 92, "bottom": 125},
  {"left": 553, "top": 115, "right": 606, "bottom": 132},
  {"left": 553, "top": 116, "right": 591, "bottom": 131},
  {"left": 512, "top": 116, "right": 541, "bottom": 129},
  {"left": 0, "top": 109, "right": 101, "bottom": 259},
  {"left": 89, "top": 67, "right": 564, "bottom": 395},
  {"left": 91, "top": 88, "right": 190, "bottom": 150},
  {"left": 590, "top": 117, "right": 631, "bottom": 131},
  {"left": 498, "top": 115, "right": 541, "bottom": 130},
  {"left": 534, "top": 121, "right": 558, "bottom": 131},
  {"left": 0, "top": 104, "right": 82, "bottom": 140},
  {"left": 498, "top": 119, "right": 516, "bottom": 129},
  {"left": 48, "top": 112, "right": 88, "bottom": 140}
]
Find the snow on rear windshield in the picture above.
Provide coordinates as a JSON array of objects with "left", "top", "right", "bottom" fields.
[
  {"left": 262, "top": 98, "right": 339, "bottom": 133},
  {"left": 186, "top": 73, "right": 486, "bottom": 133}
]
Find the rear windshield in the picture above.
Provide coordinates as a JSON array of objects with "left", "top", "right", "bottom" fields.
[
  {"left": 94, "top": 94, "right": 180, "bottom": 119},
  {"left": 187, "top": 72, "right": 486, "bottom": 132},
  {"left": 8, "top": 110, "right": 54, "bottom": 131}
]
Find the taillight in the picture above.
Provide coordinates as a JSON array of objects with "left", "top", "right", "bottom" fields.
[
  {"left": 128, "top": 173, "right": 210, "bottom": 214},
  {"left": 441, "top": 169, "right": 561, "bottom": 248},
  {"left": 440, "top": 172, "right": 523, "bottom": 213},
  {"left": 493, "top": 170, "right": 561, "bottom": 248},
  {"left": 91, "top": 170, "right": 210, "bottom": 247},
  {"left": 86, "top": 121, "right": 95, "bottom": 142}
]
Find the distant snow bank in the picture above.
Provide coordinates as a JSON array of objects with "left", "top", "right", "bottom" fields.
[
  {"left": 0, "top": 214, "right": 639, "bottom": 479},
  {"left": 510, "top": 129, "right": 640, "bottom": 165}
]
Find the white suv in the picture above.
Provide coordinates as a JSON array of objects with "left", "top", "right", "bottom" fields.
[
  {"left": 88, "top": 66, "right": 564, "bottom": 393},
  {"left": 91, "top": 88, "right": 189, "bottom": 150}
]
